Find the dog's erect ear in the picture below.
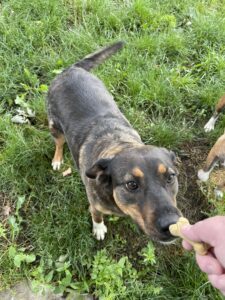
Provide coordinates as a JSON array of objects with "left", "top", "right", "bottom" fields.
[
  {"left": 85, "top": 158, "right": 112, "bottom": 183},
  {"left": 169, "top": 151, "right": 176, "bottom": 163},
  {"left": 169, "top": 151, "right": 181, "bottom": 166},
  {"left": 161, "top": 148, "right": 180, "bottom": 167}
]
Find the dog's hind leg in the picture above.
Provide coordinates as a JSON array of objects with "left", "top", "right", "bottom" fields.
[
  {"left": 198, "top": 133, "right": 225, "bottom": 181},
  {"left": 89, "top": 205, "right": 107, "bottom": 240},
  {"left": 204, "top": 94, "right": 225, "bottom": 132},
  {"left": 49, "top": 120, "right": 65, "bottom": 170}
]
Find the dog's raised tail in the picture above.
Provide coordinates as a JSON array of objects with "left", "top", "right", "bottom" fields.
[{"left": 74, "top": 41, "right": 125, "bottom": 71}]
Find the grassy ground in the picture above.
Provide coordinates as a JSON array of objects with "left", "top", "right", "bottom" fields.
[{"left": 1, "top": 0, "right": 225, "bottom": 298}]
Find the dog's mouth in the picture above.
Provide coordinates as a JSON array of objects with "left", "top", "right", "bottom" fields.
[
  {"left": 159, "top": 238, "right": 178, "bottom": 245},
  {"left": 136, "top": 216, "right": 181, "bottom": 243},
  {"left": 157, "top": 233, "right": 178, "bottom": 244},
  {"left": 136, "top": 214, "right": 181, "bottom": 243},
  {"left": 146, "top": 229, "right": 179, "bottom": 243},
  {"left": 133, "top": 220, "right": 179, "bottom": 243}
]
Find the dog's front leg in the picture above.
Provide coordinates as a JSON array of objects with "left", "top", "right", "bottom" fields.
[
  {"left": 89, "top": 205, "right": 107, "bottom": 240},
  {"left": 49, "top": 121, "right": 65, "bottom": 170}
]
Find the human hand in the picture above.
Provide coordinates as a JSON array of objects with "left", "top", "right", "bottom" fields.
[{"left": 181, "top": 216, "right": 225, "bottom": 295}]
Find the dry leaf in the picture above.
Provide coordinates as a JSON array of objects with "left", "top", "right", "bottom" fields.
[
  {"left": 3, "top": 205, "right": 11, "bottom": 217},
  {"left": 62, "top": 167, "right": 72, "bottom": 177}
]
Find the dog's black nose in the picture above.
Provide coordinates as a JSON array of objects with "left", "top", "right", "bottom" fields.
[{"left": 157, "top": 214, "right": 180, "bottom": 235}]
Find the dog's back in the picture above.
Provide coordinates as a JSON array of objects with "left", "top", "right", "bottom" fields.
[
  {"left": 47, "top": 41, "right": 136, "bottom": 166},
  {"left": 48, "top": 66, "right": 120, "bottom": 124},
  {"left": 48, "top": 41, "right": 124, "bottom": 123}
]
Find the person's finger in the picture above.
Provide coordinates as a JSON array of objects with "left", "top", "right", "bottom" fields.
[
  {"left": 181, "top": 216, "right": 225, "bottom": 246},
  {"left": 214, "top": 245, "right": 225, "bottom": 270},
  {"left": 208, "top": 274, "right": 225, "bottom": 293},
  {"left": 182, "top": 239, "right": 193, "bottom": 251},
  {"left": 196, "top": 253, "right": 224, "bottom": 275}
]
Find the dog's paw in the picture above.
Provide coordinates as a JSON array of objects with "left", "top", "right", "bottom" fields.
[
  {"left": 204, "top": 117, "right": 216, "bottom": 132},
  {"left": 214, "top": 188, "right": 224, "bottom": 198},
  {"left": 198, "top": 169, "right": 210, "bottom": 182},
  {"left": 93, "top": 221, "right": 107, "bottom": 240},
  {"left": 52, "top": 160, "right": 64, "bottom": 171}
]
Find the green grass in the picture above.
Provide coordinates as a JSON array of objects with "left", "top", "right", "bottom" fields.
[{"left": 1, "top": 0, "right": 225, "bottom": 298}]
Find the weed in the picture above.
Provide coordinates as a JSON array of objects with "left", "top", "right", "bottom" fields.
[
  {"left": 89, "top": 249, "right": 161, "bottom": 300},
  {"left": 0, "top": 195, "right": 36, "bottom": 289},
  {"left": 139, "top": 242, "right": 156, "bottom": 266}
]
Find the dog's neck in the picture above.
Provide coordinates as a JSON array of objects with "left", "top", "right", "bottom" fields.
[{"left": 99, "top": 140, "right": 143, "bottom": 159}]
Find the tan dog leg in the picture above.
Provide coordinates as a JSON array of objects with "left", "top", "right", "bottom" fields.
[
  {"left": 215, "top": 94, "right": 225, "bottom": 114},
  {"left": 204, "top": 94, "right": 225, "bottom": 132},
  {"left": 52, "top": 134, "right": 65, "bottom": 170},
  {"left": 198, "top": 133, "right": 225, "bottom": 181}
]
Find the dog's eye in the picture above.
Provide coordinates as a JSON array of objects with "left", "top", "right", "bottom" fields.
[
  {"left": 167, "top": 173, "right": 176, "bottom": 184},
  {"left": 126, "top": 181, "right": 139, "bottom": 191}
]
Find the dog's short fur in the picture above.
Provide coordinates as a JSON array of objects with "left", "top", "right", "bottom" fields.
[
  {"left": 198, "top": 94, "right": 225, "bottom": 191},
  {"left": 47, "top": 42, "right": 182, "bottom": 242}
]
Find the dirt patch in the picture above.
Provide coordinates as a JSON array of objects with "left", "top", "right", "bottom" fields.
[{"left": 177, "top": 137, "right": 211, "bottom": 222}]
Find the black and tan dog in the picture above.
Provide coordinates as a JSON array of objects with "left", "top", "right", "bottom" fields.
[{"left": 47, "top": 42, "right": 182, "bottom": 242}]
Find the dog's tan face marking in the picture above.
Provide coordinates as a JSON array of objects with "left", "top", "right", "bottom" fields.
[
  {"left": 158, "top": 163, "right": 167, "bottom": 174},
  {"left": 132, "top": 167, "right": 144, "bottom": 178},
  {"left": 125, "top": 205, "right": 145, "bottom": 232},
  {"left": 113, "top": 191, "right": 145, "bottom": 231},
  {"left": 113, "top": 190, "right": 156, "bottom": 235}
]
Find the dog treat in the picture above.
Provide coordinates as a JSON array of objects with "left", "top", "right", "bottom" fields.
[
  {"left": 169, "top": 217, "right": 210, "bottom": 255},
  {"left": 62, "top": 167, "right": 72, "bottom": 177}
]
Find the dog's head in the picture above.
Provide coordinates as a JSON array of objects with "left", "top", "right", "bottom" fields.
[{"left": 86, "top": 146, "right": 182, "bottom": 243}]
